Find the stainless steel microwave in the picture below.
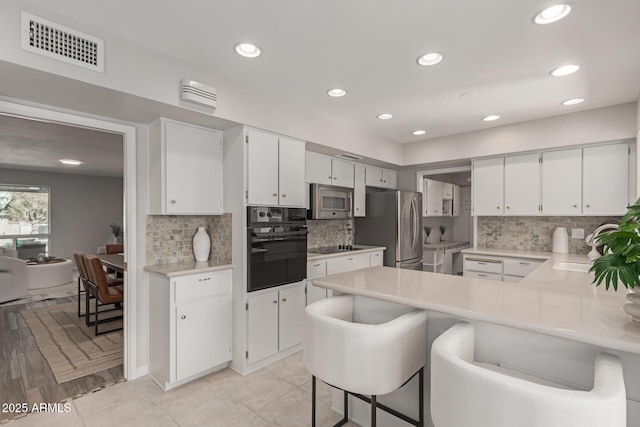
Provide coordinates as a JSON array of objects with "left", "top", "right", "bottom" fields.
[{"left": 309, "top": 184, "right": 353, "bottom": 219}]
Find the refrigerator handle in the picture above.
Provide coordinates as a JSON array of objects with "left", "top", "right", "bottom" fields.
[{"left": 411, "top": 197, "right": 418, "bottom": 250}]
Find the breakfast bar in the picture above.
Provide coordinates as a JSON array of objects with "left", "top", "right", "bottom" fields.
[{"left": 312, "top": 252, "right": 640, "bottom": 426}]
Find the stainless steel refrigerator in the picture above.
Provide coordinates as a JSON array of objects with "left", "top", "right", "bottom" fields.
[{"left": 355, "top": 191, "right": 423, "bottom": 270}]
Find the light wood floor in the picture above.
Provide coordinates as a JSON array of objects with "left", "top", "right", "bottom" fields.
[{"left": 0, "top": 296, "right": 123, "bottom": 422}]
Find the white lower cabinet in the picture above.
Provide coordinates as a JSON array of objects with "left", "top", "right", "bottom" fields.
[
  {"left": 370, "top": 250, "right": 384, "bottom": 266},
  {"left": 148, "top": 268, "right": 232, "bottom": 390},
  {"left": 306, "top": 259, "right": 328, "bottom": 305},
  {"left": 463, "top": 254, "right": 543, "bottom": 283},
  {"left": 326, "top": 252, "right": 370, "bottom": 275},
  {"left": 246, "top": 282, "right": 305, "bottom": 365}
]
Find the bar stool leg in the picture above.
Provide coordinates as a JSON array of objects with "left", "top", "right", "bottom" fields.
[
  {"left": 311, "top": 376, "right": 316, "bottom": 427},
  {"left": 371, "top": 395, "right": 377, "bottom": 427},
  {"left": 343, "top": 389, "right": 349, "bottom": 423},
  {"left": 419, "top": 367, "right": 424, "bottom": 427}
]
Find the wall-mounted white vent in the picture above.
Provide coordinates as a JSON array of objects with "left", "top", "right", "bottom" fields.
[
  {"left": 335, "top": 153, "right": 363, "bottom": 161},
  {"left": 21, "top": 12, "right": 104, "bottom": 73},
  {"left": 180, "top": 79, "right": 218, "bottom": 109}
]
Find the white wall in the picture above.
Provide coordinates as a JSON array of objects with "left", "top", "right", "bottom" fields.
[
  {"left": 403, "top": 103, "right": 637, "bottom": 166},
  {"left": 0, "top": 0, "right": 402, "bottom": 165},
  {"left": 0, "top": 168, "right": 123, "bottom": 260}
]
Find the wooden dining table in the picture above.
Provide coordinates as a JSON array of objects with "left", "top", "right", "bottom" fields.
[{"left": 97, "top": 253, "right": 126, "bottom": 274}]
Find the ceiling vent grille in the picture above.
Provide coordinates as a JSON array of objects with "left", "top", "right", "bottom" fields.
[
  {"left": 335, "top": 153, "right": 363, "bottom": 161},
  {"left": 180, "top": 79, "right": 218, "bottom": 109},
  {"left": 21, "top": 12, "right": 104, "bottom": 73}
]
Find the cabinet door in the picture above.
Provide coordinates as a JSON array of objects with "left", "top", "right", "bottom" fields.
[
  {"left": 370, "top": 251, "right": 384, "bottom": 266},
  {"left": 452, "top": 185, "right": 460, "bottom": 216},
  {"left": 424, "top": 179, "right": 443, "bottom": 216},
  {"left": 442, "top": 183, "right": 454, "bottom": 199},
  {"left": 504, "top": 153, "right": 540, "bottom": 215},
  {"left": 165, "top": 121, "right": 223, "bottom": 214},
  {"left": 365, "top": 166, "right": 383, "bottom": 187},
  {"left": 305, "top": 152, "right": 332, "bottom": 185},
  {"left": 247, "top": 291, "right": 279, "bottom": 364},
  {"left": 473, "top": 158, "right": 504, "bottom": 216},
  {"left": 542, "top": 149, "right": 582, "bottom": 215},
  {"left": 382, "top": 169, "right": 398, "bottom": 189},
  {"left": 331, "top": 158, "right": 355, "bottom": 188},
  {"left": 247, "top": 130, "right": 279, "bottom": 206},
  {"left": 279, "top": 284, "right": 306, "bottom": 350},
  {"left": 279, "top": 136, "right": 306, "bottom": 207},
  {"left": 175, "top": 295, "right": 231, "bottom": 381},
  {"left": 353, "top": 163, "right": 366, "bottom": 217},
  {"left": 583, "top": 143, "right": 629, "bottom": 215}
]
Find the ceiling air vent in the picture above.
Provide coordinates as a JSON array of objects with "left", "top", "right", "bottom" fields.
[
  {"left": 180, "top": 79, "right": 218, "bottom": 109},
  {"left": 335, "top": 153, "right": 362, "bottom": 161},
  {"left": 21, "top": 12, "right": 104, "bottom": 73}
]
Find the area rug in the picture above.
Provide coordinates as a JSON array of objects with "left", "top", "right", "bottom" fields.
[
  {"left": 0, "top": 281, "right": 76, "bottom": 307},
  {"left": 20, "top": 302, "right": 123, "bottom": 384}
]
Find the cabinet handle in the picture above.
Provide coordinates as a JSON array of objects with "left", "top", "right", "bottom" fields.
[
  {"left": 478, "top": 274, "right": 487, "bottom": 277},
  {"left": 497, "top": 206, "right": 501, "bottom": 209},
  {"left": 356, "top": 207, "right": 360, "bottom": 211},
  {"left": 506, "top": 206, "right": 510, "bottom": 210},
  {"left": 333, "top": 177, "right": 337, "bottom": 180},
  {"left": 281, "top": 194, "right": 287, "bottom": 198},
  {"left": 282, "top": 298, "right": 287, "bottom": 302},
  {"left": 572, "top": 204, "right": 578, "bottom": 208},
  {"left": 313, "top": 263, "right": 321, "bottom": 267},
  {"left": 170, "top": 200, "right": 176, "bottom": 204},
  {"left": 347, "top": 257, "right": 354, "bottom": 261},
  {"left": 433, "top": 210, "right": 438, "bottom": 213},
  {"left": 198, "top": 277, "right": 211, "bottom": 281},
  {"left": 478, "top": 262, "right": 487, "bottom": 265},
  {"left": 272, "top": 193, "right": 278, "bottom": 197},
  {"left": 585, "top": 204, "right": 591, "bottom": 208},
  {"left": 272, "top": 300, "right": 278, "bottom": 304},
  {"left": 328, "top": 176, "right": 332, "bottom": 179},
  {"left": 519, "top": 262, "right": 530, "bottom": 265},
  {"left": 180, "top": 315, "right": 186, "bottom": 319}
]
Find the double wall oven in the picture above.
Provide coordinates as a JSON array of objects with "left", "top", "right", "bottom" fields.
[{"left": 246, "top": 206, "right": 307, "bottom": 292}]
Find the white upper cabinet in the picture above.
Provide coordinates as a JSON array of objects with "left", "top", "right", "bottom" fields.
[
  {"left": 582, "top": 143, "right": 629, "bottom": 215},
  {"left": 246, "top": 128, "right": 305, "bottom": 207},
  {"left": 452, "top": 184, "right": 461, "bottom": 216},
  {"left": 149, "top": 118, "right": 223, "bottom": 215},
  {"left": 354, "top": 163, "right": 366, "bottom": 217},
  {"left": 424, "top": 179, "right": 443, "bottom": 216},
  {"left": 305, "top": 152, "right": 354, "bottom": 188},
  {"left": 473, "top": 157, "right": 504, "bottom": 216},
  {"left": 442, "top": 183, "right": 454, "bottom": 200},
  {"left": 504, "top": 153, "right": 540, "bottom": 215},
  {"left": 278, "top": 136, "right": 306, "bottom": 206},
  {"left": 542, "top": 149, "right": 582, "bottom": 215},
  {"left": 365, "top": 166, "right": 397, "bottom": 189}
]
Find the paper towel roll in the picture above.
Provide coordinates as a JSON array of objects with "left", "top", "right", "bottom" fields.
[{"left": 552, "top": 227, "right": 569, "bottom": 253}]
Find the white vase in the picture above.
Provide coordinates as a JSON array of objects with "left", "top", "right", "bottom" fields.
[
  {"left": 192, "top": 227, "right": 211, "bottom": 262},
  {"left": 624, "top": 288, "right": 640, "bottom": 323}
]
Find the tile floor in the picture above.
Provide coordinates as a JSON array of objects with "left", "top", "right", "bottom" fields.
[{"left": 2, "top": 351, "right": 360, "bottom": 427}]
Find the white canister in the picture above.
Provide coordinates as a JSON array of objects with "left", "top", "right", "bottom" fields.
[
  {"left": 552, "top": 227, "right": 569, "bottom": 254},
  {"left": 192, "top": 226, "right": 211, "bottom": 262}
]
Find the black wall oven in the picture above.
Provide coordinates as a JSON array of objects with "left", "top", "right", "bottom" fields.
[{"left": 247, "top": 206, "right": 307, "bottom": 292}]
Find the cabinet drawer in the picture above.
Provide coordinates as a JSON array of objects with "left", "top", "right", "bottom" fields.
[
  {"left": 326, "top": 253, "right": 370, "bottom": 275},
  {"left": 465, "top": 270, "right": 502, "bottom": 281},
  {"left": 370, "top": 251, "right": 384, "bottom": 267},
  {"left": 503, "top": 258, "right": 542, "bottom": 277},
  {"left": 307, "top": 260, "right": 327, "bottom": 280},
  {"left": 502, "top": 274, "right": 522, "bottom": 283},
  {"left": 463, "top": 256, "right": 503, "bottom": 274},
  {"left": 174, "top": 270, "right": 231, "bottom": 303}
]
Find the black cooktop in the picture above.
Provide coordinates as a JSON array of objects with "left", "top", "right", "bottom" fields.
[{"left": 309, "top": 245, "right": 363, "bottom": 254}]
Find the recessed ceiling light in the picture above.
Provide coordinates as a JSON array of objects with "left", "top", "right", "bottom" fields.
[
  {"left": 416, "top": 52, "right": 443, "bottom": 66},
  {"left": 327, "top": 88, "right": 347, "bottom": 97},
  {"left": 482, "top": 115, "right": 500, "bottom": 122},
  {"left": 561, "top": 97, "right": 585, "bottom": 106},
  {"left": 550, "top": 64, "right": 580, "bottom": 77},
  {"left": 412, "top": 130, "right": 426, "bottom": 136},
  {"left": 534, "top": 3, "right": 573, "bottom": 25},
  {"left": 377, "top": 113, "right": 393, "bottom": 120},
  {"left": 59, "top": 159, "right": 83, "bottom": 165},
  {"left": 235, "top": 43, "right": 261, "bottom": 58}
]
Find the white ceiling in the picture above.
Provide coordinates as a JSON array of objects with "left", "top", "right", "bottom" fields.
[
  {"left": 0, "top": 114, "right": 123, "bottom": 177},
  {"left": 24, "top": 0, "right": 640, "bottom": 144}
]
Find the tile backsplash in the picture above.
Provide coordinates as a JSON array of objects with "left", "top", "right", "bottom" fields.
[
  {"left": 477, "top": 216, "right": 621, "bottom": 253},
  {"left": 307, "top": 219, "right": 353, "bottom": 249},
  {"left": 146, "top": 214, "right": 232, "bottom": 265}
]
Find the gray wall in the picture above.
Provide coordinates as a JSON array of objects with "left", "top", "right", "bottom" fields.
[{"left": 0, "top": 168, "right": 123, "bottom": 261}]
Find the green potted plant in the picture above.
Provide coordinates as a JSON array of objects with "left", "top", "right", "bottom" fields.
[
  {"left": 439, "top": 225, "right": 447, "bottom": 242},
  {"left": 424, "top": 226, "right": 432, "bottom": 244},
  {"left": 590, "top": 198, "right": 640, "bottom": 322}
]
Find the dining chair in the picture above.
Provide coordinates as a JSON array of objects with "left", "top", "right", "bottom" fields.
[
  {"left": 105, "top": 244, "right": 124, "bottom": 254},
  {"left": 83, "top": 254, "right": 124, "bottom": 335},
  {"left": 73, "top": 252, "right": 90, "bottom": 318}
]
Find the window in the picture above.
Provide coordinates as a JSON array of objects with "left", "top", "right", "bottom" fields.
[{"left": 0, "top": 184, "right": 50, "bottom": 259}]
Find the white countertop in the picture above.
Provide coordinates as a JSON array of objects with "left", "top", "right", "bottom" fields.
[
  {"left": 144, "top": 260, "right": 232, "bottom": 278},
  {"left": 307, "top": 245, "right": 386, "bottom": 261},
  {"left": 313, "top": 250, "right": 640, "bottom": 354}
]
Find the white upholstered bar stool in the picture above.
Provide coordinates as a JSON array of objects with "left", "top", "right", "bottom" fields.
[
  {"left": 431, "top": 322, "right": 627, "bottom": 427},
  {"left": 304, "top": 295, "right": 428, "bottom": 427}
]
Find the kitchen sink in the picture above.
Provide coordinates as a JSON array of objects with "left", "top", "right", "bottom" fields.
[{"left": 552, "top": 261, "right": 592, "bottom": 272}]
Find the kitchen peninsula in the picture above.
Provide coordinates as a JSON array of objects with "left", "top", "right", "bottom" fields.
[{"left": 312, "top": 253, "right": 640, "bottom": 426}]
